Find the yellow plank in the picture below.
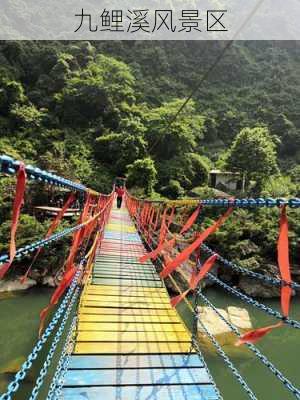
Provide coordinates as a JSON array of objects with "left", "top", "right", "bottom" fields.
[
  {"left": 81, "top": 301, "right": 170, "bottom": 310},
  {"left": 78, "top": 322, "right": 187, "bottom": 332},
  {"left": 83, "top": 294, "right": 170, "bottom": 304},
  {"left": 85, "top": 289, "right": 170, "bottom": 303},
  {"left": 87, "top": 285, "right": 166, "bottom": 294},
  {"left": 77, "top": 331, "right": 190, "bottom": 342},
  {"left": 79, "top": 307, "right": 177, "bottom": 317},
  {"left": 86, "top": 287, "right": 168, "bottom": 298},
  {"left": 78, "top": 314, "right": 182, "bottom": 324},
  {"left": 105, "top": 225, "right": 136, "bottom": 233},
  {"left": 74, "top": 341, "right": 193, "bottom": 354}
]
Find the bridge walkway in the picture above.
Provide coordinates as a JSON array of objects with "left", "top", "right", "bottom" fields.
[{"left": 60, "top": 204, "right": 219, "bottom": 400}]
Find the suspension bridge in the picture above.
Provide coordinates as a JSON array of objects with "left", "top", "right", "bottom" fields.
[{"left": 0, "top": 154, "right": 299, "bottom": 400}]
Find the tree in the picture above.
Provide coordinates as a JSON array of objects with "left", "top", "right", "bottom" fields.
[
  {"left": 157, "top": 153, "right": 210, "bottom": 192},
  {"left": 96, "top": 133, "right": 146, "bottom": 175},
  {"left": 55, "top": 54, "right": 136, "bottom": 128},
  {"left": 225, "top": 127, "right": 279, "bottom": 191},
  {"left": 127, "top": 158, "right": 157, "bottom": 195},
  {"left": 145, "top": 99, "right": 205, "bottom": 160}
]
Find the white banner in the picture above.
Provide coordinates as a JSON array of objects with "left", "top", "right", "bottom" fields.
[{"left": 0, "top": 0, "right": 299, "bottom": 40}]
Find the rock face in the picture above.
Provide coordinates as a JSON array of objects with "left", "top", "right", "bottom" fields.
[
  {"left": 197, "top": 305, "right": 252, "bottom": 346},
  {"left": 0, "top": 278, "right": 37, "bottom": 292},
  {"left": 238, "top": 276, "right": 280, "bottom": 298}
]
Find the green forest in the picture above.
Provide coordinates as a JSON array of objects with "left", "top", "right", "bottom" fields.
[{"left": 0, "top": 40, "right": 299, "bottom": 292}]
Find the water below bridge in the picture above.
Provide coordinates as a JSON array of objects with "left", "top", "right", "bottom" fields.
[{"left": 0, "top": 286, "right": 299, "bottom": 399}]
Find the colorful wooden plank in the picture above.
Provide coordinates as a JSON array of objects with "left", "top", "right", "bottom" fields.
[
  {"left": 92, "top": 278, "right": 163, "bottom": 287},
  {"left": 68, "top": 354, "right": 203, "bottom": 369},
  {"left": 63, "top": 367, "right": 211, "bottom": 386},
  {"left": 76, "top": 330, "right": 190, "bottom": 342},
  {"left": 62, "top": 384, "right": 218, "bottom": 400},
  {"left": 78, "top": 314, "right": 181, "bottom": 324},
  {"left": 77, "top": 322, "right": 187, "bottom": 332},
  {"left": 74, "top": 341, "right": 193, "bottom": 354},
  {"left": 81, "top": 301, "right": 171, "bottom": 310},
  {"left": 78, "top": 307, "right": 178, "bottom": 317},
  {"left": 84, "top": 294, "right": 170, "bottom": 304}
]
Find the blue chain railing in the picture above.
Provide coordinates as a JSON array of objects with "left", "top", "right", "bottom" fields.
[
  {"left": 29, "top": 287, "right": 80, "bottom": 400},
  {"left": 0, "top": 268, "right": 82, "bottom": 400},
  {"left": 0, "top": 155, "right": 87, "bottom": 192},
  {"left": 201, "top": 243, "right": 300, "bottom": 291},
  {"left": 207, "top": 273, "right": 300, "bottom": 329},
  {"left": 193, "top": 296, "right": 258, "bottom": 400},
  {"left": 46, "top": 316, "right": 77, "bottom": 400},
  {"left": 200, "top": 197, "right": 300, "bottom": 208},
  {"left": 0, "top": 221, "right": 88, "bottom": 264},
  {"left": 199, "top": 292, "right": 300, "bottom": 399}
]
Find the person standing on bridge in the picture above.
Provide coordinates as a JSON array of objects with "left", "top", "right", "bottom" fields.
[{"left": 115, "top": 186, "right": 124, "bottom": 209}]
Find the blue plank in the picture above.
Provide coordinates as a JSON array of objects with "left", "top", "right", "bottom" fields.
[
  {"left": 62, "top": 384, "right": 219, "bottom": 400},
  {"left": 69, "top": 354, "right": 204, "bottom": 369},
  {"left": 64, "top": 367, "right": 211, "bottom": 386}
]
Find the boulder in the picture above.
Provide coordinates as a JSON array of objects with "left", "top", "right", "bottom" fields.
[
  {"left": 227, "top": 306, "right": 252, "bottom": 330},
  {"left": 198, "top": 306, "right": 232, "bottom": 335},
  {"left": 42, "top": 276, "right": 57, "bottom": 288},
  {"left": 197, "top": 305, "right": 253, "bottom": 347},
  {"left": 0, "top": 278, "right": 36, "bottom": 292},
  {"left": 238, "top": 276, "right": 280, "bottom": 298}
]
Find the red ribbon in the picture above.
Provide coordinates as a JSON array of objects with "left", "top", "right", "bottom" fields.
[
  {"left": 237, "top": 206, "right": 292, "bottom": 346},
  {"left": 170, "top": 254, "right": 218, "bottom": 307},
  {"left": 21, "top": 192, "right": 76, "bottom": 284},
  {"left": 161, "top": 208, "right": 233, "bottom": 279},
  {"left": 65, "top": 194, "right": 92, "bottom": 273},
  {"left": 190, "top": 254, "right": 218, "bottom": 290},
  {"left": 0, "top": 163, "right": 27, "bottom": 279},
  {"left": 235, "top": 322, "right": 283, "bottom": 346},
  {"left": 278, "top": 205, "right": 292, "bottom": 318},
  {"left": 180, "top": 205, "right": 202, "bottom": 235},
  {"left": 39, "top": 266, "right": 77, "bottom": 336},
  {"left": 139, "top": 207, "right": 169, "bottom": 263}
]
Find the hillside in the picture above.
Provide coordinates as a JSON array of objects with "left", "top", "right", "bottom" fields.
[{"left": 0, "top": 40, "right": 299, "bottom": 282}]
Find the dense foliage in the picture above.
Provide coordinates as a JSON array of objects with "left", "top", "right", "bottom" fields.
[{"left": 0, "top": 40, "right": 299, "bottom": 280}]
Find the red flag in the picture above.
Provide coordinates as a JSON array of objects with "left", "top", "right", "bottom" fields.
[
  {"left": 39, "top": 266, "right": 77, "bottom": 336},
  {"left": 139, "top": 207, "right": 169, "bottom": 263},
  {"left": 277, "top": 206, "right": 292, "bottom": 317},
  {"left": 21, "top": 192, "right": 76, "bottom": 284},
  {"left": 189, "top": 254, "right": 218, "bottom": 290},
  {"left": 0, "top": 163, "right": 27, "bottom": 279},
  {"left": 235, "top": 322, "right": 283, "bottom": 346},
  {"left": 139, "top": 238, "right": 176, "bottom": 263},
  {"left": 170, "top": 290, "right": 190, "bottom": 307},
  {"left": 180, "top": 205, "right": 202, "bottom": 235},
  {"left": 64, "top": 194, "right": 91, "bottom": 272},
  {"left": 238, "top": 206, "right": 293, "bottom": 346},
  {"left": 160, "top": 208, "right": 233, "bottom": 279}
]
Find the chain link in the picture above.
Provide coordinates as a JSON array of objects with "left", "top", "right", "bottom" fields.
[
  {"left": 46, "top": 316, "right": 77, "bottom": 400},
  {"left": 190, "top": 272, "right": 223, "bottom": 400},
  {"left": 199, "top": 292, "right": 300, "bottom": 399},
  {"left": 0, "top": 222, "right": 90, "bottom": 264},
  {"left": 28, "top": 288, "right": 80, "bottom": 400},
  {"left": 193, "top": 288, "right": 258, "bottom": 400},
  {"left": 207, "top": 273, "right": 300, "bottom": 329},
  {"left": 0, "top": 270, "right": 81, "bottom": 400},
  {"left": 201, "top": 243, "right": 300, "bottom": 291}
]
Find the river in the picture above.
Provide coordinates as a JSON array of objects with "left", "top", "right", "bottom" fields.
[{"left": 0, "top": 287, "right": 299, "bottom": 399}]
